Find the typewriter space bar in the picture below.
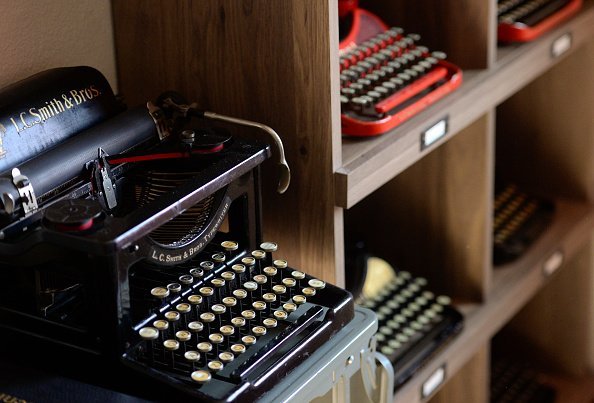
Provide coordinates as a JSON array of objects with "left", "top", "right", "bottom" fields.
[{"left": 231, "top": 306, "right": 325, "bottom": 382}]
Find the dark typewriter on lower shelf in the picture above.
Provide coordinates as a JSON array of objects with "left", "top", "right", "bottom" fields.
[
  {"left": 493, "top": 183, "right": 555, "bottom": 266},
  {"left": 497, "top": 0, "right": 582, "bottom": 42},
  {"left": 338, "top": 0, "right": 462, "bottom": 137},
  {"left": 346, "top": 244, "right": 464, "bottom": 391},
  {"left": 0, "top": 67, "right": 377, "bottom": 402}
]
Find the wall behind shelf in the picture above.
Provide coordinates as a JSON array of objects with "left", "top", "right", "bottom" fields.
[{"left": 0, "top": 0, "right": 117, "bottom": 89}]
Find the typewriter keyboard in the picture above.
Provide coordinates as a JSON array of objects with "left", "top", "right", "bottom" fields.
[
  {"left": 493, "top": 184, "right": 554, "bottom": 265},
  {"left": 497, "top": 0, "right": 581, "bottom": 42},
  {"left": 125, "top": 241, "right": 354, "bottom": 401},
  {"left": 339, "top": 28, "right": 462, "bottom": 137},
  {"left": 360, "top": 271, "right": 463, "bottom": 389}
]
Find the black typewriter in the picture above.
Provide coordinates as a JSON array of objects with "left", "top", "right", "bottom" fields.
[
  {"left": 0, "top": 67, "right": 355, "bottom": 402},
  {"left": 345, "top": 243, "right": 463, "bottom": 391}
]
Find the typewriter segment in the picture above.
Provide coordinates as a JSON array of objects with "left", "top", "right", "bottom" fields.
[
  {"left": 497, "top": 0, "right": 582, "bottom": 42},
  {"left": 349, "top": 254, "right": 463, "bottom": 390},
  {"left": 125, "top": 241, "right": 354, "bottom": 401},
  {"left": 493, "top": 183, "right": 554, "bottom": 265},
  {"left": 339, "top": 11, "right": 462, "bottom": 137}
]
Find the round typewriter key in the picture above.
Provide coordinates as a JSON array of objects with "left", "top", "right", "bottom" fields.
[
  {"left": 219, "top": 352, "right": 235, "bottom": 364},
  {"left": 212, "top": 304, "right": 226, "bottom": 315},
  {"left": 253, "top": 274, "right": 267, "bottom": 285},
  {"left": 379, "top": 326, "right": 393, "bottom": 336},
  {"left": 176, "top": 303, "right": 191, "bottom": 314},
  {"left": 199, "top": 287, "right": 214, "bottom": 297},
  {"left": 292, "top": 295, "right": 306, "bottom": 305},
  {"left": 302, "top": 287, "right": 316, "bottom": 297},
  {"left": 252, "top": 301, "right": 267, "bottom": 311},
  {"left": 252, "top": 326, "right": 267, "bottom": 337},
  {"left": 231, "top": 317, "right": 246, "bottom": 328},
  {"left": 282, "top": 278, "right": 296, "bottom": 289},
  {"left": 163, "top": 339, "right": 179, "bottom": 351},
  {"left": 165, "top": 311, "right": 180, "bottom": 322},
  {"left": 176, "top": 330, "right": 192, "bottom": 342},
  {"left": 432, "top": 51, "right": 447, "bottom": 60},
  {"left": 396, "top": 334, "right": 409, "bottom": 344},
  {"left": 408, "top": 302, "right": 420, "bottom": 312},
  {"left": 379, "top": 306, "right": 392, "bottom": 315},
  {"left": 401, "top": 289, "right": 413, "bottom": 299},
  {"left": 233, "top": 289, "right": 247, "bottom": 301},
  {"left": 200, "top": 312, "right": 215, "bottom": 323},
  {"left": 380, "top": 346, "right": 394, "bottom": 356},
  {"left": 263, "top": 293, "right": 276, "bottom": 304},
  {"left": 191, "top": 370, "right": 211, "bottom": 384},
  {"left": 407, "top": 283, "right": 420, "bottom": 293},
  {"left": 242, "top": 256, "right": 256, "bottom": 267},
  {"left": 221, "top": 240, "right": 239, "bottom": 251},
  {"left": 415, "top": 296, "right": 428, "bottom": 306},
  {"left": 222, "top": 297, "right": 237, "bottom": 308},
  {"left": 242, "top": 335, "right": 257, "bottom": 346},
  {"left": 242, "top": 310, "right": 256, "bottom": 320},
  {"left": 402, "top": 308, "right": 414, "bottom": 318},
  {"left": 283, "top": 302, "right": 297, "bottom": 313},
  {"left": 273, "top": 310, "right": 288, "bottom": 320},
  {"left": 154, "top": 319, "right": 169, "bottom": 331},
  {"left": 150, "top": 287, "right": 169, "bottom": 299},
  {"left": 387, "top": 300, "right": 400, "bottom": 309},
  {"left": 212, "top": 252, "right": 226, "bottom": 263},
  {"left": 211, "top": 278, "right": 225, "bottom": 288},
  {"left": 418, "top": 315, "right": 430, "bottom": 325},
  {"left": 220, "top": 325, "right": 235, "bottom": 337},
  {"left": 178, "top": 274, "right": 193, "bottom": 285},
  {"left": 231, "top": 344, "right": 246, "bottom": 355},
  {"left": 375, "top": 333, "right": 386, "bottom": 342},
  {"left": 139, "top": 327, "right": 159, "bottom": 340},
  {"left": 167, "top": 283, "right": 182, "bottom": 294},
  {"left": 197, "top": 342, "right": 212, "bottom": 353},
  {"left": 376, "top": 313, "right": 386, "bottom": 321},
  {"left": 189, "top": 268, "right": 204, "bottom": 278},
  {"left": 386, "top": 320, "right": 400, "bottom": 330},
  {"left": 272, "top": 285, "right": 286, "bottom": 296},
  {"left": 263, "top": 267, "right": 277, "bottom": 277},
  {"left": 431, "top": 303, "right": 444, "bottom": 313},
  {"left": 424, "top": 310, "right": 437, "bottom": 320},
  {"left": 232, "top": 264, "right": 246, "bottom": 275},
  {"left": 200, "top": 261, "right": 215, "bottom": 271},
  {"left": 411, "top": 321, "right": 424, "bottom": 331},
  {"left": 244, "top": 281, "right": 258, "bottom": 292},
  {"left": 291, "top": 271, "right": 305, "bottom": 280},
  {"left": 188, "top": 321, "right": 204, "bottom": 333},
  {"left": 222, "top": 271, "right": 235, "bottom": 282},
  {"left": 209, "top": 333, "right": 224, "bottom": 344},
  {"left": 251, "top": 250, "right": 266, "bottom": 260},
  {"left": 273, "top": 259, "right": 288, "bottom": 269},
  {"left": 260, "top": 241, "right": 278, "bottom": 253},
  {"left": 207, "top": 360, "right": 224, "bottom": 372},
  {"left": 263, "top": 318, "right": 277, "bottom": 328},
  {"left": 188, "top": 295, "right": 203, "bottom": 305},
  {"left": 185, "top": 350, "right": 200, "bottom": 362},
  {"left": 388, "top": 339, "right": 402, "bottom": 349},
  {"left": 437, "top": 295, "right": 451, "bottom": 306},
  {"left": 422, "top": 291, "right": 435, "bottom": 300}
]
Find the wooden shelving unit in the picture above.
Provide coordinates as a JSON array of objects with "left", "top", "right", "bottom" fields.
[{"left": 111, "top": 0, "right": 594, "bottom": 401}]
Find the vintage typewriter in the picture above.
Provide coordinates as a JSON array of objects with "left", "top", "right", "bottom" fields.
[
  {"left": 497, "top": 0, "right": 582, "bottom": 42},
  {"left": 338, "top": 0, "right": 462, "bottom": 137},
  {"left": 493, "top": 183, "right": 554, "bottom": 265},
  {"left": 346, "top": 243, "right": 464, "bottom": 390},
  {"left": 0, "top": 67, "right": 358, "bottom": 402}
]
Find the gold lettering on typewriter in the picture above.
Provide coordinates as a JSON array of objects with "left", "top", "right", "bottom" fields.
[
  {"left": 0, "top": 124, "right": 6, "bottom": 159},
  {"left": 0, "top": 392, "right": 28, "bottom": 403},
  {"left": 8, "top": 85, "right": 102, "bottom": 135}
]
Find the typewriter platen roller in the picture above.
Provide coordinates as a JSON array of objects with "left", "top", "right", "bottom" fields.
[{"left": 0, "top": 67, "right": 362, "bottom": 402}]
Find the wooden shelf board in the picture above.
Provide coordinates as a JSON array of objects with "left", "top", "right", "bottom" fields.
[
  {"left": 336, "top": 2, "right": 594, "bottom": 209},
  {"left": 393, "top": 199, "right": 594, "bottom": 402}
]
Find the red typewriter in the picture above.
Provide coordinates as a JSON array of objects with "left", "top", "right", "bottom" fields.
[
  {"left": 497, "top": 0, "right": 582, "bottom": 43},
  {"left": 338, "top": 0, "right": 462, "bottom": 137}
]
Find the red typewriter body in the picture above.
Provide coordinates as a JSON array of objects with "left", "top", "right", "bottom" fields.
[
  {"left": 497, "top": 0, "right": 582, "bottom": 43},
  {"left": 339, "top": 5, "right": 462, "bottom": 137}
]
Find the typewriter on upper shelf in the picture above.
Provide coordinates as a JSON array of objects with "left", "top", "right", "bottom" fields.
[
  {"left": 497, "top": 0, "right": 582, "bottom": 42},
  {"left": 338, "top": 0, "right": 462, "bottom": 137},
  {"left": 0, "top": 66, "right": 358, "bottom": 402}
]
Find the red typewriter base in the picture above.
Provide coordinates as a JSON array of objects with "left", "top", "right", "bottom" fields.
[{"left": 498, "top": 0, "right": 582, "bottom": 43}]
